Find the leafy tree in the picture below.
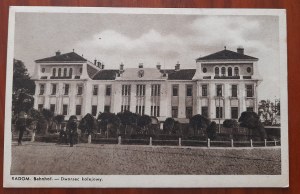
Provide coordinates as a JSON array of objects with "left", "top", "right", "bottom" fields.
[
  {"left": 163, "top": 118, "right": 175, "bottom": 135},
  {"left": 223, "top": 119, "right": 238, "bottom": 128},
  {"left": 239, "top": 111, "right": 266, "bottom": 140},
  {"left": 97, "top": 112, "right": 121, "bottom": 137},
  {"left": 137, "top": 115, "right": 152, "bottom": 134},
  {"left": 54, "top": 115, "right": 65, "bottom": 130},
  {"left": 258, "top": 99, "right": 280, "bottom": 126},
  {"left": 117, "top": 111, "right": 139, "bottom": 134},
  {"left": 78, "top": 113, "right": 98, "bottom": 143},
  {"left": 41, "top": 108, "right": 54, "bottom": 134},
  {"left": 189, "top": 114, "right": 211, "bottom": 136},
  {"left": 206, "top": 121, "right": 218, "bottom": 140}
]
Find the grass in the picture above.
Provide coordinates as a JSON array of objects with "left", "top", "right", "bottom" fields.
[{"left": 11, "top": 142, "right": 281, "bottom": 175}]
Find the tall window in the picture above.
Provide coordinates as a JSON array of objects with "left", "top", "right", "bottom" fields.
[
  {"left": 215, "top": 67, "right": 219, "bottom": 76},
  {"left": 91, "top": 105, "right": 97, "bottom": 116},
  {"left": 136, "top": 85, "right": 145, "bottom": 96},
  {"left": 202, "top": 85, "right": 208, "bottom": 96},
  {"left": 122, "top": 85, "right": 131, "bottom": 96},
  {"left": 69, "top": 68, "right": 73, "bottom": 77},
  {"left": 63, "top": 104, "right": 68, "bottom": 115},
  {"left": 121, "top": 105, "right": 130, "bottom": 112},
  {"left": 64, "top": 84, "right": 69, "bottom": 95},
  {"left": 77, "top": 85, "right": 83, "bottom": 95},
  {"left": 58, "top": 68, "right": 61, "bottom": 77},
  {"left": 104, "top": 106, "right": 110, "bottom": 113},
  {"left": 151, "top": 106, "right": 160, "bottom": 117},
  {"left": 63, "top": 68, "right": 67, "bottom": 77},
  {"left": 52, "top": 68, "right": 56, "bottom": 77},
  {"left": 228, "top": 67, "right": 232, "bottom": 76},
  {"left": 50, "top": 104, "right": 55, "bottom": 113},
  {"left": 186, "top": 107, "right": 193, "bottom": 119},
  {"left": 136, "top": 105, "right": 145, "bottom": 115},
  {"left": 232, "top": 85, "right": 237, "bottom": 97},
  {"left": 93, "top": 85, "right": 98, "bottom": 95},
  {"left": 234, "top": 67, "right": 239, "bottom": 76},
  {"left": 216, "top": 84, "right": 222, "bottom": 96},
  {"left": 172, "top": 106, "right": 178, "bottom": 118},
  {"left": 231, "top": 107, "right": 238, "bottom": 119},
  {"left": 79, "top": 67, "right": 83, "bottom": 73},
  {"left": 201, "top": 106, "right": 208, "bottom": 118},
  {"left": 221, "top": 67, "right": 226, "bottom": 76},
  {"left": 76, "top": 105, "right": 81, "bottom": 115},
  {"left": 246, "top": 84, "right": 254, "bottom": 97},
  {"left": 186, "top": 85, "right": 193, "bottom": 96},
  {"left": 172, "top": 85, "right": 178, "bottom": 96},
  {"left": 106, "top": 85, "right": 111, "bottom": 96},
  {"left": 39, "top": 84, "right": 45, "bottom": 95},
  {"left": 216, "top": 107, "right": 223, "bottom": 118},
  {"left": 51, "top": 84, "right": 57, "bottom": 95},
  {"left": 151, "top": 84, "right": 160, "bottom": 96}
]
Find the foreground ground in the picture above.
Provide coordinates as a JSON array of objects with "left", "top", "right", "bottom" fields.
[{"left": 11, "top": 142, "right": 281, "bottom": 175}]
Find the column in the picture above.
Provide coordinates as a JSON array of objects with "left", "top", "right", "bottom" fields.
[
  {"left": 69, "top": 82, "right": 76, "bottom": 115},
  {"left": 195, "top": 83, "right": 201, "bottom": 114},
  {"left": 83, "top": 81, "right": 92, "bottom": 115},
  {"left": 160, "top": 82, "right": 168, "bottom": 119},
  {"left": 129, "top": 83, "right": 136, "bottom": 113},
  {"left": 178, "top": 84, "right": 186, "bottom": 118},
  {"left": 239, "top": 83, "right": 246, "bottom": 115},
  {"left": 112, "top": 83, "right": 122, "bottom": 113},
  {"left": 56, "top": 82, "right": 63, "bottom": 115},
  {"left": 44, "top": 82, "right": 51, "bottom": 109},
  {"left": 208, "top": 83, "right": 215, "bottom": 119},
  {"left": 224, "top": 83, "right": 231, "bottom": 119},
  {"left": 144, "top": 83, "right": 151, "bottom": 115},
  {"left": 33, "top": 82, "right": 39, "bottom": 109}
]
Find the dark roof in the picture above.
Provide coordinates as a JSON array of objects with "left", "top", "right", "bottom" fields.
[
  {"left": 87, "top": 64, "right": 99, "bottom": 78},
  {"left": 196, "top": 49, "right": 258, "bottom": 61},
  {"left": 35, "top": 52, "right": 87, "bottom": 62},
  {"left": 92, "top": 70, "right": 119, "bottom": 80},
  {"left": 161, "top": 69, "right": 196, "bottom": 80}
]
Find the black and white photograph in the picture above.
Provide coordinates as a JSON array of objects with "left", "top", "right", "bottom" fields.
[{"left": 3, "top": 7, "right": 288, "bottom": 188}]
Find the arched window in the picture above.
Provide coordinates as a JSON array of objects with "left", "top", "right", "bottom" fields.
[
  {"left": 228, "top": 67, "right": 232, "bottom": 76},
  {"left": 215, "top": 67, "right": 219, "bottom": 76},
  {"left": 234, "top": 67, "right": 239, "bottom": 76},
  {"left": 58, "top": 68, "right": 61, "bottom": 77},
  {"left": 69, "top": 68, "right": 73, "bottom": 77},
  {"left": 52, "top": 68, "right": 56, "bottom": 77},
  {"left": 221, "top": 67, "right": 226, "bottom": 76},
  {"left": 63, "top": 68, "right": 67, "bottom": 77}
]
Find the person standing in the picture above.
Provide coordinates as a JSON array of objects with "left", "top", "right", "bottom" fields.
[
  {"left": 16, "top": 111, "right": 27, "bottom": 145},
  {"left": 66, "top": 115, "right": 78, "bottom": 147}
]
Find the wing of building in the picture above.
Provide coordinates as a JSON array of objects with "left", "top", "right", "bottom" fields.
[{"left": 32, "top": 47, "right": 262, "bottom": 123}]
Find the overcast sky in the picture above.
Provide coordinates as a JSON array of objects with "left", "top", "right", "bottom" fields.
[{"left": 14, "top": 12, "right": 281, "bottom": 101}]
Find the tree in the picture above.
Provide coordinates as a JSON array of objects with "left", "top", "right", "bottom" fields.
[
  {"left": 206, "top": 121, "right": 217, "bottom": 140},
  {"left": 137, "top": 115, "right": 152, "bottom": 135},
  {"left": 41, "top": 109, "right": 54, "bottom": 134},
  {"left": 54, "top": 115, "right": 65, "bottom": 131},
  {"left": 258, "top": 99, "right": 280, "bottom": 126},
  {"left": 163, "top": 118, "right": 175, "bottom": 135},
  {"left": 97, "top": 112, "right": 121, "bottom": 138},
  {"left": 223, "top": 119, "right": 238, "bottom": 128},
  {"left": 189, "top": 114, "right": 211, "bottom": 136},
  {"left": 117, "top": 111, "right": 139, "bottom": 135},
  {"left": 239, "top": 111, "right": 266, "bottom": 140},
  {"left": 78, "top": 113, "right": 98, "bottom": 143}
]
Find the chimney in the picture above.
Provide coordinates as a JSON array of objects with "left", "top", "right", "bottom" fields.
[
  {"left": 156, "top": 62, "right": 161, "bottom": 70},
  {"left": 120, "top": 63, "right": 124, "bottom": 71},
  {"left": 94, "top": 59, "right": 97, "bottom": 66},
  {"left": 237, "top": 47, "right": 244, "bottom": 55},
  {"left": 138, "top": 63, "right": 143, "bottom": 68},
  {"left": 97, "top": 61, "right": 101, "bottom": 68},
  {"left": 101, "top": 64, "right": 105, "bottom": 69},
  {"left": 55, "top": 50, "right": 61, "bottom": 56},
  {"left": 175, "top": 62, "right": 180, "bottom": 71}
]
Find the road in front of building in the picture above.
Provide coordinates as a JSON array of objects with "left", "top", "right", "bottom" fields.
[{"left": 11, "top": 142, "right": 281, "bottom": 175}]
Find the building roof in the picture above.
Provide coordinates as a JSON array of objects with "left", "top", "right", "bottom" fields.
[
  {"left": 161, "top": 69, "right": 196, "bottom": 80},
  {"left": 196, "top": 49, "right": 258, "bottom": 61},
  {"left": 92, "top": 70, "right": 119, "bottom": 80},
  {"left": 35, "top": 52, "right": 87, "bottom": 63},
  {"left": 87, "top": 64, "right": 99, "bottom": 78}
]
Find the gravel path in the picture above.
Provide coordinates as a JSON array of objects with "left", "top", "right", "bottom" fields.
[{"left": 11, "top": 142, "right": 281, "bottom": 175}]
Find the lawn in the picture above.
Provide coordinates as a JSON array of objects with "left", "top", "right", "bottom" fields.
[{"left": 11, "top": 142, "right": 281, "bottom": 175}]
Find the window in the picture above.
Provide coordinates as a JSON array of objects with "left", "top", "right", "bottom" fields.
[
  {"left": 38, "top": 104, "right": 43, "bottom": 112},
  {"left": 63, "top": 104, "right": 68, "bottom": 115},
  {"left": 246, "top": 84, "right": 254, "bottom": 97},
  {"left": 202, "top": 85, "right": 208, "bottom": 96},
  {"left": 186, "top": 85, "right": 193, "bottom": 96},
  {"left": 41, "top": 68, "right": 45, "bottom": 73},
  {"left": 216, "top": 84, "right": 222, "bottom": 96},
  {"left": 64, "top": 84, "right": 69, "bottom": 95},
  {"left": 79, "top": 67, "right": 83, "bottom": 73},
  {"left": 136, "top": 85, "right": 145, "bottom": 96},
  {"left": 69, "top": 68, "right": 73, "bottom": 77},
  {"left": 232, "top": 85, "right": 238, "bottom": 97},
  {"left": 215, "top": 67, "right": 219, "bottom": 76},
  {"left": 106, "top": 85, "right": 111, "bottom": 96},
  {"left": 151, "top": 84, "right": 160, "bottom": 96},
  {"left": 247, "top": 107, "right": 254, "bottom": 112},
  {"left": 151, "top": 106, "right": 160, "bottom": 117},
  {"left": 104, "top": 106, "right": 110, "bottom": 113},
  {"left": 231, "top": 107, "right": 238, "bottom": 119},
  {"left": 91, "top": 105, "right": 97, "bottom": 116},
  {"left": 201, "top": 106, "right": 208, "bottom": 118},
  {"left": 172, "top": 106, "right": 178, "bottom": 118},
  {"left": 221, "top": 67, "right": 226, "bottom": 76},
  {"left": 63, "top": 68, "right": 67, "bottom": 77},
  {"left": 186, "top": 107, "right": 193, "bottom": 119},
  {"left": 228, "top": 67, "right": 232, "bottom": 76},
  {"left": 93, "top": 85, "right": 98, "bottom": 95},
  {"left": 172, "top": 85, "right": 178, "bottom": 96},
  {"left": 136, "top": 105, "right": 145, "bottom": 115},
  {"left": 50, "top": 104, "right": 55, "bottom": 113},
  {"left": 234, "top": 67, "right": 239, "bottom": 76},
  {"left": 52, "top": 68, "right": 56, "bottom": 77},
  {"left": 76, "top": 105, "right": 81, "bottom": 115},
  {"left": 51, "top": 84, "right": 57, "bottom": 95},
  {"left": 122, "top": 85, "right": 131, "bottom": 96},
  {"left": 77, "top": 85, "right": 83, "bottom": 95},
  {"left": 247, "top": 67, "right": 252, "bottom": 73},
  {"left": 202, "top": 67, "right": 207, "bottom": 73},
  {"left": 58, "top": 68, "right": 61, "bottom": 77},
  {"left": 121, "top": 105, "right": 130, "bottom": 112},
  {"left": 216, "top": 107, "right": 223, "bottom": 118},
  {"left": 39, "top": 84, "right": 45, "bottom": 95}
]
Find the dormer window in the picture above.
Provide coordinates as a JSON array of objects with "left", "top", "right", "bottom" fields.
[
  {"left": 228, "top": 67, "right": 232, "bottom": 76},
  {"left": 202, "top": 67, "right": 207, "bottom": 73},
  {"left": 221, "top": 67, "right": 226, "bottom": 76},
  {"left": 79, "top": 67, "right": 82, "bottom": 74},
  {"left": 215, "top": 67, "right": 219, "bottom": 76},
  {"left": 41, "top": 68, "right": 45, "bottom": 73},
  {"left": 234, "top": 67, "right": 239, "bottom": 76},
  {"left": 63, "top": 68, "right": 67, "bottom": 77},
  {"left": 58, "top": 68, "right": 61, "bottom": 77},
  {"left": 247, "top": 67, "right": 252, "bottom": 73},
  {"left": 52, "top": 68, "right": 56, "bottom": 77},
  {"left": 69, "top": 68, "right": 73, "bottom": 77}
]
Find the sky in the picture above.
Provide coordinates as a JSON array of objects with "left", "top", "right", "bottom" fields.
[{"left": 14, "top": 12, "right": 281, "bottom": 101}]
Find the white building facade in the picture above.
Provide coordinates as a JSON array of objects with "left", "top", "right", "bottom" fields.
[{"left": 32, "top": 48, "right": 262, "bottom": 123}]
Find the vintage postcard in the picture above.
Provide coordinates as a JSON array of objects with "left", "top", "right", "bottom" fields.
[{"left": 3, "top": 7, "right": 288, "bottom": 188}]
